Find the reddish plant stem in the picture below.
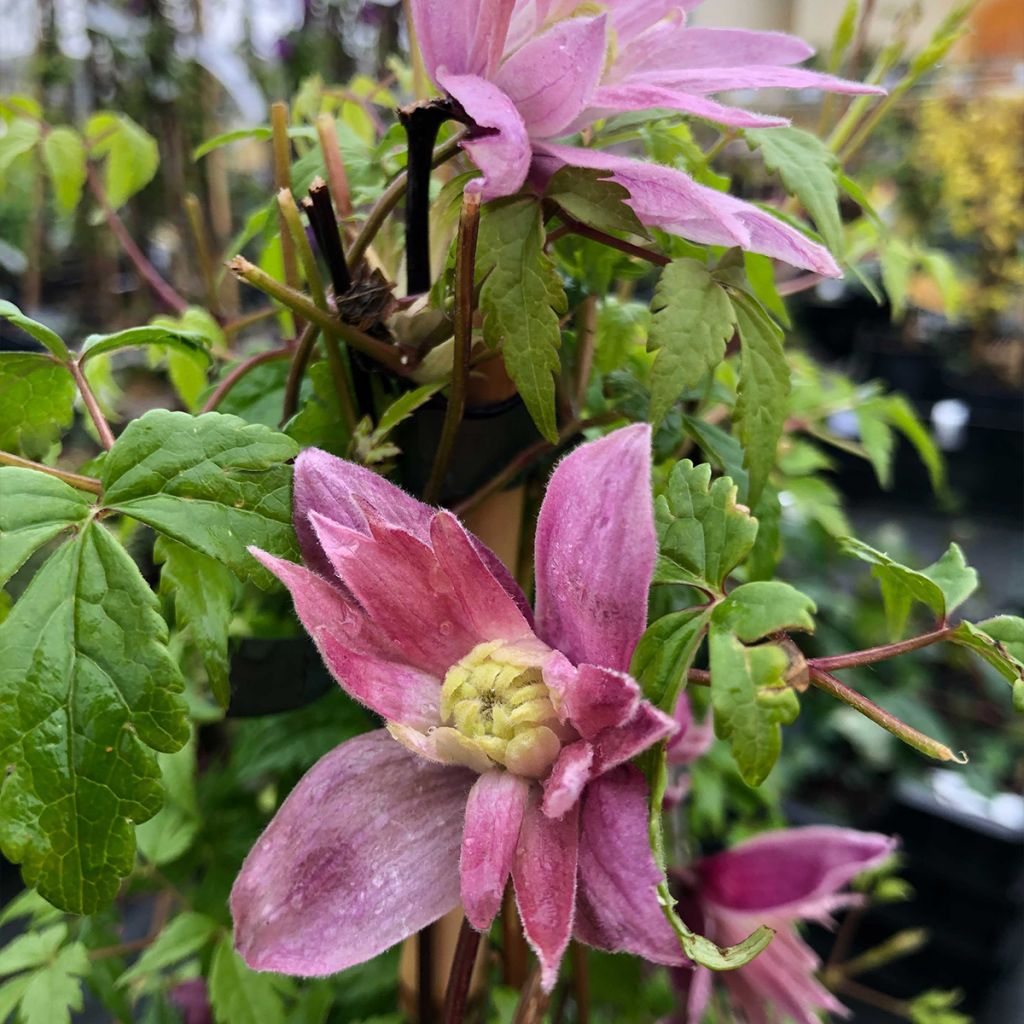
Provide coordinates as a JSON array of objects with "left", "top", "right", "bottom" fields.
[
  {"left": 551, "top": 215, "right": 671, "bottom": 267},
  {"left": 570, "top": 942, "right": 590, "bottom": 1024},
  {"left": 811, "top": 628, "right": 952, "bottom": 672},
  {"left": 201, "top": 347, "right": 292, "bottom": 414},
  {"left": 85, "top": 163, "right": 189, "bottom": 315},
  {"left": 0, "top": 450, "right": 102, "bottom": 494},
  {"left": 441, "top": 917, "right": 481, "bottom": 1024},
  {"left": 70, "top": 359, "right": 116, "bottom": 449},
  {"left": 776, "top": 273, "right": 824, "bottom": 297},
  {"left": 281, "top": 323, "right": 322, "bottom": 423}
]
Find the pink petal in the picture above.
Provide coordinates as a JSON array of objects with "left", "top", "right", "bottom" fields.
[
  {"left": 436, "top": 72, "right": 532, "bottom": 200},
  {"left": 642, "top": 66, "right": 885, "bottom": 97},
  {"left": 533, "top": 424, "right": 656, "bottom": 672},
  {"left": 309, "top": 510, "right": 486, "bottom": 676},
  {"left": 559, "top": 664, "right": 641, "bottom": 740},
  {"left": 231, "top": 730, "right": 473, "bottom": 974},
  {"left": 610, "top": 0, "right": 685, "bottom": 41},
  {"left": 513, "top": 792, "right": 580, "bottom": 991},
  {"left": 666, "top": 693, "right": 715, "bottom": 766},
  {"left": 429, "top": 511, "right": 533, "bottom": 644},
  {"left": 250, "top": 549, "right": 440, "bottom": 728},
  {"left": 590, "top": 702, "right": 678, "bottom": 775},
  {"left": 698, "top": 826, "right": 897, "bottom": 917},
  {"left": 574, "top": 767, "right": 685, "bottom": 964},
  {"left": 410, "top": 0, "right": 516, "bottom": 79},
  {"left": 493, "top": 16, "right": 607, "bottom": 138},
  {"left": 461, "top": 770, "right": 530, "bottom": 929},
  {"left": 575, "top": 83, "right": 789, "bottom": 131},
  {"left": 542, "top": 740, "right": 593, "bottom": 818}
]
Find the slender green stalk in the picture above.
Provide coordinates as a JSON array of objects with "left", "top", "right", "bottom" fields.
[
  {"left": 70, "top": 360, "right": 116, "bottom": 450},
  {"left": 270, "top": 102, "right": 301, "bottom": 309},
  {"left": 278, "top": 188, "right": 327, "bottom": 308},
  {"left": 184, "top": 192, "right": 219, "bottom": 315},
  {"left": 0, "top": 450, "right": 102, "bottom": 495},
  {"left": 201, "top": 347, "right": 292, "bottom": 414}
]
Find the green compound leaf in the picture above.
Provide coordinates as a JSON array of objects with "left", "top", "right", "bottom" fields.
[
  {"left": 0, "top": 301, "right": 70, "bottom": 360},
  {"left": 654, "top": 459, "right": 758, "bottom": 595},
  {"left": 100, "top": 410, "right": 300, "bottom": 585},
  {"left": 78, "top": 325, "right": 211, "bottom": 365},
  {"left": 841, "top": 538, "right": 978, "bottom": 639},
  {"left": 544, "top": 166, "right": 650, "bottom": 239},
  {"left": 476, "top": 198, "right": 566, "bottom": 443},
  {"left": 42, "top": 128, "right": 87, "bottom": 213},
  {"left": 209, "top": 936, "right": 288, "bottom": 1024},
  {"left": 713, "top": 581, "right": 817, "bottom": 643},
  {"left": 732, "top": 292, "right": 789, "bottom": 506},
  {"left": 85, "top": 112, "right": 159, "bottom": 209},
  {"left": 647, "top": 259, "right": 735, "bottom": 424},
  {"left": 0, "top": 353, "right": 76, "bottom": 459},
  {"left": 117, "top": 911, "right": 219, "bottom": 988},
  {"left": 631, "top": 607, "right": 712, "bottom": 712},
  {"left": 9, "top": 942, "right": 89, "bottom": 1024},
  {"left": 0, "top": 521, "right": 188, "bottom": 914},
  {"left": 0, "top": 468, "right": 93, "bottom": 586},
  {"left": 747, "top": 126, "right": 844, "bottom": 257}
]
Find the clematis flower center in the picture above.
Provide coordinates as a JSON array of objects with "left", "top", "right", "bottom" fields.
[{"left": 436, "top": 641, "right": 563, "bottom": 778}]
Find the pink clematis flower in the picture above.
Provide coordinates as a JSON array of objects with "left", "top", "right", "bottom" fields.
[
  {"left": 231, "top": 425, "right": 691, "bottom": 990},
  {"left": 672, "top": 827, "right": 897, "bottom": 1023},
  {"left": 408, "top": 0, "right": 883, "bottom": 275}
]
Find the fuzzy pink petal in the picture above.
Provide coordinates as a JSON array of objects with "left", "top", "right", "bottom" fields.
[
  {"left": 666, "top": 693, "right": 715, "bottom": 766},
  {"left": 310, "top": 511, "right": 481, "bottom": 675},
  {"left": 411, "top": 0, "right": 516, "bottom": 79},
  {"left": 641, "top": 66, "right": 885, "bottom": 97},
  {"left": 231, "top": 730, "right": 473, "bottom": 974},
  {"left": 559, "top": 664, "right": 641, "bottom": 740},
  {"left": 250, "top": 549, "right": 440, "bottom": 728},
  {"left": 437, "top": 72, "right": 532, "bottom": 200},
  {"left": 534, "top": 424, "right": 656, "bottom": 672},
  {"left": 493, "top": 16, "right": 607, "bottom": 138},
  {"left": 542, "top": 740, "right": 594, "bottom": 819},
  {"left": 574, "top": 767, "right": 685, "bottom": 964},
  {"left": 461, "top": 770, "right": 530, "bottom": 929},
  {"left": 429, "top": 511, "right": 534, "bottom": 643},
  {"left": 532, "top": 142, "right": 751, "bottom": 250},
  {"left": 591, "top": 702, "right": 678, "bottom": 775},
  {"left": 575, "top": 83, "right": 789, "bottom": 131},
  {"left": 513, "top": 792, "right": 580, "bottom": 992},
  {"left": 698, "top": 826, "right": 897, "bottom": 917},
  {"left": 610, "top": 0, "right": 685, "bottom": 41}
]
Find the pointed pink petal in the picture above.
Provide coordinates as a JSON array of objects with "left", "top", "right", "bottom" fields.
[
  {"left": 610, "top": 0, "right": 684, "bottom": 41},
  {"left": 310, "top": 511, "right": 483, "bottom": 676},
  {"left": 542, "top": 740, "right": 593, "bottom": 818},
  {"left": 429, "top": 511, "right": 533, "bottom": 643},
  {"left": 666, "top": 693, "right": 715, "bottom": 766},
  {"left": 513, "top": 792, "right": 580, "bottom": 992},
  {"left": 436, "top": 72, "right": 532, "bottom": 200},
  {"left": 493, "top": 16, "right": 607, "bottom": 138},
  {"left": 461, "top": 770, "right": 530, "bottom": 929},
  {"left": 559, "top": 664, "right": 640, "bottom": 740},
  {"left": 642, "top": 66, "right": 885, "bottom": 97},
  {"left": 574, "top": 767, "right": 685, "bottom": 964},
  {"left": 411, "top": 0, "right": 516, "bottom": 79},
  {"left": 591, "top": 702, "right": 678, "bottom": 775},
  {"left": 250, "top": 549, "right": 440, "bottom": 728},
  {"left": 231, "top": 731, "right": 473, "bottom": 974},
  {"left": 698, "top": 826, "right": 897, "bottom": 917},
  {"left": 534, "top": 424, "right": 656, "bottom": 672},
  {"left": 576, "top": 83, "right": 789, "bottom": 130}
]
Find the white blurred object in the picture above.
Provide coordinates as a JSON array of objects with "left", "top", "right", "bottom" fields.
[
  {"left": 929, "top": 769, "right": 1024, "bottom": 832},
  {"left": 931, "top": 398, "right": 971, "bottom": 451}
]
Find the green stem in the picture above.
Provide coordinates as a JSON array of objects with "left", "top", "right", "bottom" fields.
[
  {"left": 0, "top": 450, "right": 102, "bottom": 494},
  {"left": 70, "top": 359, "right": 116, "bottom": 450},
  {"left": 270, "top": 101, "right": 302, "bottom": 329}
]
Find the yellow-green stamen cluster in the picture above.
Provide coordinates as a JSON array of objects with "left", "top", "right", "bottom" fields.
[{"left": 435, "top": 641, "right": 562, "bottom": 778}]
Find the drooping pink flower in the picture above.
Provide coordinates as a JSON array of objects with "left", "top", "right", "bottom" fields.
[
  {"left": 231, "top": 425, "right": 690, "bottom": 990},
  {"left": 408, "top": 0, "right": 883, "bottom": 274},
  {"left": 672, "top": 827, "right": 897, "bottom": 1023}
]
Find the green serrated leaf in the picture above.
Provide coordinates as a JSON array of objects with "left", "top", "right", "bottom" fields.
[
  {"left": 0, "top": 119, "right": 39, "bottom": 176},
  {"left": 79, "top": 326, "right": 210, "bottom": 365},
  {"left": 828, "top": 1, "right": 860, "bottom": 71},
  {"left": 476, "top": 198, "right": 566, "bottom": 443},
  {"left": 747, "top": 126, "right": 843, "bottom": 257},
  {"left": 948, "top": 618, "right": 1024, "bottom": 693},
  {"left": 0, "top": 353, "right": 76, "bottom": 459},
  {"left": 647, "top": 259, "right": 735, "bottom": 423},
  {"left": 0, "top": 469, "right": 92, "bottom": 586},
  {"left": 655, "top": 459, "right": 758, "bottom": 595},
  {"left": 117, "top": 912, "right": 219, "bottom": 987},
  {"left": 856, "top": 398, "right": 896, "bottom": 487},
  {"left": 0, "top": 973, "right": 31, "bottom": 1024},
  {"left": 714, "top": 581, "right": 817, "bottom": 642},
  {"left": 100, "top": 410, "right": 300, "bottom": 584},
  {"left": 545, "top": 165, "right": 650, "bottom": 239},
  {"left": 631, "top": 608, "right": 712, "bottom": 711},
  {"left": 0, "top": 300, "right": 70, "bottom": 359},
  {"left": 42, "top": 128, "right": 87, "bottom": 213},
  {"left": 86, "top": 113, "right": 159, "bottom": 209},
  {"left": 375, "top": 380, "right": 446, "bottom": 437},
  {"left": 18, "top": 943, "right": 89, "bottom": 1024},
  {"left": 0, "top": 522, "right": 188, "bottom": 913},
  {"left": 209, "top": 936, "right": 287, "bottom": 1024},
  {"left": 156, "top": 539, "right": 234, "bottom": 707},
  {"left": 882, "top": 394, "right": 945, "bottom": 493},
  {"left": 0, "top": 924, "right": 67, "bottom": 976},
  {"left": 732, "top": 292, "right": 789, "bottom": 505},
  {"left": 921, "top": 544, "right": 977, "bottom": 615},
  {"left": 0, "top": 889, "right": 63, "bottom": 928},
  {"left": 285, "top": 362, "right": 352, "bottom": 457}
]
